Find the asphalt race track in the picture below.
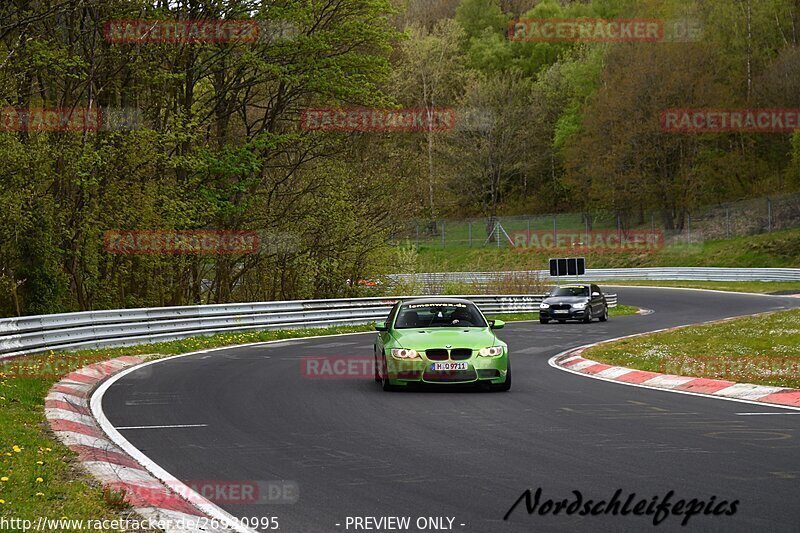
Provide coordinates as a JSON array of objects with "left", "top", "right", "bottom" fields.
[{"left": 102, "top": 287, "right": 800, "bottom": 532}]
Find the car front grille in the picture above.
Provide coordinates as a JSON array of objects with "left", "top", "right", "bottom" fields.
[
  {"left": 424, "top": 348, "right": 473, "bottom": 361},
  {"left": 450, "top": 348, "right": 472, "bottom": 360},
  {"left": 425, "top": 349, "right": 449, "bottom": 361},
  {"left": 549, "top": 304, "right": 571, "bottom": 311}
]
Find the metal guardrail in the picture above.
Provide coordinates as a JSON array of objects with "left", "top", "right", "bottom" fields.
[
  {"left": 0, "top": 294, "right": 617, "bottom": 359},
  {"left": 388, "top": 267, "right": 800, "bottom": 287}
]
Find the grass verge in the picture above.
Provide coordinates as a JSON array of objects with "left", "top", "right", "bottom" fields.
[
  {"left": 585, "top": 309, "right": 800, "bottom": 389},
  {"left": 413, "top": 227, "right": 800, "bottom": 272},
  {"left": 2, "top": 305, "right": 641, "bottom": 521}
]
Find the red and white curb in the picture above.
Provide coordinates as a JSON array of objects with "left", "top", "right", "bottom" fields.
[
  {"left": 45, "top": 356, "right": 248, "bottom": 533},
  {"left": 550, "top": 344, "right": 800, "bottom": 411}
]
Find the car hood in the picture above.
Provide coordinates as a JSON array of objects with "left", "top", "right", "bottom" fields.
[
  {"left": 543, "top": 296, "right": 590, "bottom": 304},
  {"left": 391, "top": 328, "right": 501, "bottom": 349}
]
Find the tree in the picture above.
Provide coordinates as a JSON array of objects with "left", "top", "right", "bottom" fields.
[{"left": 564, "top": 42, "right": 734, "bottom": 230}]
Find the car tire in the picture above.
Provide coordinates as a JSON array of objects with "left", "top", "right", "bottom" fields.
[
  {"left": 380, "top": 356, "right": 397, "bottom": 391},
  {"left": 539, "top": 318, "right": 549, "bottom": 324},
  {"left": 491, "top": 362, "right": 511, "bottom": 392},
  {"left": 599, "top": 307, "right": 608, "bottom": 322},
  {"left": 583, "top": 310, "right": 592, "bottom": 323},
  {"left": 373, "top": 351, "right": 381, "bottom": 383}
]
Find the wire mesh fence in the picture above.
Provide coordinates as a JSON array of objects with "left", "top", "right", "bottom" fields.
[{"left": 393, "top": 192, "right": 800, "bottom": 249}]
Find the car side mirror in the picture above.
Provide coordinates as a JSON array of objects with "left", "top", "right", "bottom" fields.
[
  {"left": 489, "top": 319, "right": 505, "bottom": 329},
  {"left": 592, "top": 292, "right": 600, "bottom": 297},
  {"left": 375, "top": 321, "right": 388, "bottom": 332}
]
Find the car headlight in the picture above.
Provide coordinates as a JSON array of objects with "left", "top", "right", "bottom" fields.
[
  {"left": 391, "top": 348, "right": 419, "bottom": 359},
  {"left": 573, "top": 301, "right": 587, "bottom": 310},
  {"left": 478, "top": 346, "right": 503, "bottom": 357},
  {"left": 539, "top": 303, "right": 550, "bottom": 309}
]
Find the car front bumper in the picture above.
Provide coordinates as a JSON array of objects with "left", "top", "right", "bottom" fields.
[
  {"left": 540, "top": 308, "right": 589, "bottom": 320},
  {"left": 385, "top": 355, "right": 509, "bottom": 386}
]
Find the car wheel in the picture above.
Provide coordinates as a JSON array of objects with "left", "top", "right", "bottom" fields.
[
  {"left": 599, "top": 307, "right": 608, "bottom": 322},
  {"left": 539, "top": 317, "right": 549, "bottom": 324},
  {"left": 373, "top": 351, "right": 381, "bottom": 382},
  {"left": 491, "top": 362, "right": 511, "bottom": 392},
  {"left": 380, "top": 355, "right": 397, "bottom": 391},
  {"left": 583, "top": 309, "right": 592, "bottom": 323}
]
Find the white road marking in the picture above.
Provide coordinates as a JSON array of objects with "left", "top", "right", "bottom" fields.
[
  {"left": 735, "top": 412, "right": 800, "bottom": 416},
  {"left": 116, "top": 423, "right": 208, "bottom": 430}
]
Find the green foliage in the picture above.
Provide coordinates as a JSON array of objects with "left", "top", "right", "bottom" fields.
[
  {"left": 0, "top": 0, "right": 402, "bottom": 316},
  {"left": 455, "top": 0, "right": 507, "bottom": 38},
  {"left": 551, "top": 46, "right": 606, "bottom": 151},
  {"left": 2, "top": 0, "right": 800, "bottom": 316}
]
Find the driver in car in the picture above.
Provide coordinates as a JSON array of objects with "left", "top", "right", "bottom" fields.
[{"left": 450, "top": 307, "right": 474, "bottom": 326}]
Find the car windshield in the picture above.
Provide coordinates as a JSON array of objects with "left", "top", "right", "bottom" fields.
[
  {"left": 550, "top": 286, "right": 589, "bottom": 297},
  {"left": 394, "top": 302, "right": 487, "bottom": 329}
]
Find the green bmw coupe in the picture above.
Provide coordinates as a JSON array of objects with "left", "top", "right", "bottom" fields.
[{"left": 373, "top": 298, "right": 510, "bottom": 391}]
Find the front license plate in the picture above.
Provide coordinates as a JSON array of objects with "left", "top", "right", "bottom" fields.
[
  {"left": 553, "top": 310, "right": 569, "bottom": 314},
  {"left": 431, "top": 362, "right": 468, "bottom": 371}
]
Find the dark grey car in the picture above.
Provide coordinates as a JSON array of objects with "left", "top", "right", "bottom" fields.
[{"left": 539, "top": 284, "right": 608, "bottom": 324}]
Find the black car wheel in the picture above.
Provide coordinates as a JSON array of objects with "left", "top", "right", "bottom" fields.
[
  {"left": 380, "top": 355, "right": 397, "bottom": 391},
  {"left": 373, "top": 351, "right": 381, "bottom": 382},
  {"left": 583, "top": 309, "right": 592, "bottom": 323},
  {"left": 599, "top": 306, "right": 609, "bottom": 322},
  {"left": 539, "top": 317, "right": 549, "bottom": 324}
]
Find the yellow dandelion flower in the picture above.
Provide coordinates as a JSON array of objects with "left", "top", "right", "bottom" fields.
[
  {"left": 0, "top": 499, "right": 5, "bottom": 504},
  {"left": 1, "top": 476, "right": 7, "bottom": 481},
  {"left": 12, "top": 446, "right": 21, "bottom": 453},
  {"left": 36, "top": 461, "right": 44, "bottom": 465},
  {"left": 36, "top": 492, "right": 44, "bottom": 497},
  {"left": 35, "top": 477, "right": 43, "bottom": 483}
]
